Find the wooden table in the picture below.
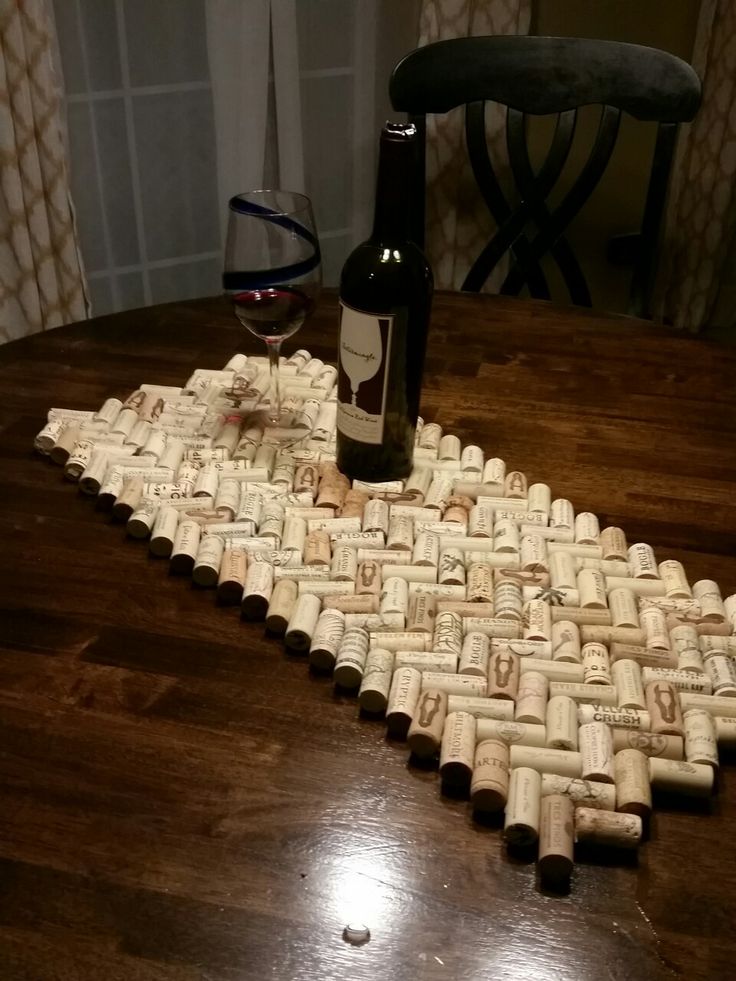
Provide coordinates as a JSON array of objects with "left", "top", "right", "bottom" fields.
[{"left": 1, "top": 291, "right": 736, "bottom": 981}]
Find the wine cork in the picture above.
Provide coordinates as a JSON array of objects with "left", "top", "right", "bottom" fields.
[
  {"left": 192, "top": 467, "right": 218, "bottom": 498},
  {"left": 614, "top": 748, "right": 652, "bottom": 819},
  {"left": 599, "top": 525, "right": 628, "bottom": 561},
  {"left": 546, "top": 695, "right": 578, "bottom": 751},
  {"left": 608, "top": 589, "right": 639, "bottom": 630},
  {"left": 49, "top": 423, "right": 81, "bottom": 465},
  {"left": 213, "top": 478, "right": 239, "bottom": 520},
  {"left": 612, "top": 659, "right": 647, "bottom": 710},
  {"left": 574, "top": 807, "right": 641, "bottom": 849},
  {"left": 294, "top": 463, "right": 319, "bottom": 494},
  {"left": 640, "top": 607, "right": 671, "bottom": 651},
  {"left": 641, "top": 667, "right": 712, "bottom": 695},
  {"left": 377, "top": 575, "right": 406, "bottom": 617},
  {"left": 553, "top": 609, "right": 614, "bottom": 629},
  {"left": 577, "top": 569, "right": 607, "bottom": 610},
  {"left": 467, "top": 562, "right": 494, "bottom": 603},
  {"left": 488, "top": 650, "right": 520, "bottom": 700},
  {"left": 407, "top": 593, "right": 436, "bottom": 633},
  {"left": 683, "top": 708, "right": 719, "bottom": 767},
  {"left": 525, "top": 482, "right": 550, "bottom": 519},
  {"left": 481, "top": 457, "right": 505, "bottom": 492},
  {"left": 333, "top": 626, "right": 370, "bottom": 689},
  {"left": 242, "top": 559, "right": 274, "bottom": 619},
  {"left": 578, "top": 704, "right": 651, "bottom": 730},
  {"left": 149, "top": 506, "right": 179, "bottom": 558},
  {"left": 459, "top": 632, "right": 490, "bottom": 676},
  {"left": 304, "top": 529, "right": 331, "bottom": 566},
  {"left": 476, "top": 720, "right": 546, "bottom": 747},
  {"left": 394, "top": 651, "right": 457, "bottom": 673},
  {"left": 658, "top": 559, "right": 691, "bottom": 599},
  {"left": 609, "top": 643, "right": 677, "bottom": 670},
  {"left": 524, "top": 600, "right": 552, "bottom": 642},
  {"left": 552, "top": 620, "right": 581, "bottom": 663},
  {"left": 699, "top": 634, "right": 731, "bottom": 659},
  {"left": 518, "top": 658, "right": 583, "bottom": 683},
  {"left": 550, "top": 551, "right": 577, "bottom": 590},
  {"left": 548, "top": 682, "right": 618, "bottom": 706},
  {"left": 539, "top": 794, "right": 574, "bottom": 885},
  {"left": 407, "top": 688, "right": 448, "bottom": 757},
  {"left": 645, "top": 679, "right": 684, "bottom": 736},
  {"left": 680, "top": 692, "right": 736, "bottom": 718},
  {"left": 515, "top": 670, "right": 548, "bottom": 724},
  {"left": 322, "top": 593, "right": 378, "bottom": 615},
  {"left": 192, "top": 535, "right": 224, "bottom": 587},
  {"left": 358, "top": 648, "right": 394, "bottom": 712},
  {"left": 549, "top": 497, "right": 574, "bottom": 533},
  {"left": 112, "top": 477, "right": 144, "bottom": 521},
  {"left": 627, "top": 542, "right": 658, "bottom": 579},
  {"left": 493, "top": 518, "right": 520, "bottom": 554},
  {"left": 437, "top": 547, "right": 466, "bottom": 587},
  {"left": 510, "top": 745, "right": 583, "bottom": 778},
  {"left": 692, "top": 579, "right": 726, "bottom": 623},
  {"left": 520, "top": 535, "right": 548, "bottom": 575},
  {"left": 361, "top": 497, "right": 388, "bottom": 534},
  {"left": 541, "top": 774, "right": 616, "bottom": 810},
  {"left": 494, "top": 581, "right": 523, "bottom": 621},
  {"left": 355, "top": 559, "right": 381, "bottom": 597},
  {"left": 460, "top": 443, "right": 483, "bottom": 474},
  {"left": 468, "top": 503, "right": 493, "bottom": 539},
  {"left": 438, "top": 433, "right": 461, "bottom": 461},
  {"left": 574, "top": 512, "right": 599, "bottom": 545},
  {"left": 316, "top": 479, "right": 348, "bottom": 511},
  {"left": 265, "top": 578, "right": 299, "bottom": 634},
  {"left": 440, "top": 711, "right": 476, "bottom": 790},
  {"left": 259, "top": 500, "right": 284, "bottom": 542},
  {"left": 471, "top": 739, "right": 509, "bottom": 812},
  {"left": 504, "top": 470, "right": 527, "bottom": 499},
  {"left": 170, "top": 518, "right": 201, "bottom": 574},
  {"left": 306, "top": 608, "right": 346, "bottom": 669},
  {"left": 425, "top": 475, "right": 453, "bottom": 511},
  {"left": 443, "top": 505, "right": 469, "bottom": 528},
  {"left": 412, "top": 532, "right": 440, "bottom": 568},
  {"left": 579, "top": 722, "right": 615, "bottom": 783},
  {"left": 433, "top": 610, "right": 463, "bottom": 657},
  {"left": 217, "top": 546, "right": 247, "bottom": 604},
  {"left": 387, "top": 514, "right": 413, "bottom": 551},
  {"left": 649, "top": 757, "right": 714, "bottom": 797},
  {"left": 447, "top": 696, "right": 514, "bottom": 721},
  {"left": 331, "top": 543, "right": 358, "bottom": 581},
  {"left": 281, "top": 592, "right": 321, "bottom": 650},
  {"left": 126, "top": 496, "right": 159, "bottom": 539},
  {"left": 581, "top": 642, "right": 612, "bottom": 685},
  {"left": 703, "top": 654, "right": 736, "bottom": 697},
  {"left": 504, "top": 766, "right": 542, "bottom": 846},
  {"left": 282, "top": 515, "right": 307, "bottom": 554},
  {"left": 419, "top": 673, "right": 487, "bottom": 696},
  {"left": 386, "top": 666, "right": 422, "bottom": 738},
  {"left": 613, "top": 729, "right": 683, "bottom": 759},
  {"left": 297, "top": 580, "right": 355, "bottom": 598}
]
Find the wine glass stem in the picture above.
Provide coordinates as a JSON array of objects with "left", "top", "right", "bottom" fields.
[{"left": 266, "top": 340, "right": 282, "bottom": 424}]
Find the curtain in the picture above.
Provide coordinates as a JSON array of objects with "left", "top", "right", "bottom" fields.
[
  {"left": 418, "top": 0, "right": 531, "bottom": 291},
  {"left": 0, "top": 0, "right": 88, "bottom": 342},
  {"left": 656, "top": 0, "right": 736, "bottom": 331},
  {"left": 206, "top": 0, "right": 304, "bottom": 247}
]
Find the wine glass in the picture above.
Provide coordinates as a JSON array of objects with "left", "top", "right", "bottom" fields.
[{"left": 223, "top": 190, "right": 321, "bottom": 425}]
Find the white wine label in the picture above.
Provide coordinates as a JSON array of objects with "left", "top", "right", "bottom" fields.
[{"left": 336, "top": 302, "right": 394, "bottom": 445}]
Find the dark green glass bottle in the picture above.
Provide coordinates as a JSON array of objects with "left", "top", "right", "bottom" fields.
[{"left": 336, "top": 122, "right": 433, "bottom": 481}]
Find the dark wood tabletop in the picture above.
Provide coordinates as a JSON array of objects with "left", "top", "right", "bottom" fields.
[{"left": 1, "top": 291, "right": 736, "bottom": 981}]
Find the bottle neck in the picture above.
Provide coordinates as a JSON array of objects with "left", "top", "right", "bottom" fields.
[{"left": 370, "top": 132, "right": 414, "bottom": 244}]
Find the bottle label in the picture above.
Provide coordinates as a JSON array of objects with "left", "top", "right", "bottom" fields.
[{"left": 336, "top": 302, "right": 393, "bottom": 445}]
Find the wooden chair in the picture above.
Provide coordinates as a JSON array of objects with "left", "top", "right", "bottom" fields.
[{"left": 389, "top": 36, "right": 701, "bottom": 317}]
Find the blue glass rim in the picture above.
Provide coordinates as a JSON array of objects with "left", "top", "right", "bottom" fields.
[{"left": 225, "top": 193, "right": 321, "bottom": 289}]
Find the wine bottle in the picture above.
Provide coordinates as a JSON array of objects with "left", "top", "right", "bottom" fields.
[{"left": 336, "top": 122, "right": 433, "bottom": 481}]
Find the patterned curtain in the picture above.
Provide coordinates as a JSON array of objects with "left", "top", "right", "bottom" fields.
[
  {"left": 656, "top": 0, "right": 736, "bottom": 331},
  {"left": 418, "top": 0, "right": 531, "bottom": 291},
  {"left": 0, "top": 0, "right": 88, "bottom": 342}
]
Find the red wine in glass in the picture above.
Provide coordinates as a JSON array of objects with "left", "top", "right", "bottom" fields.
[
  {"left": 232, "top": 287, "right": 316, "bottom": 342},
  {"left": 224, "top": 190, "right": 321, "bottom": 424}
]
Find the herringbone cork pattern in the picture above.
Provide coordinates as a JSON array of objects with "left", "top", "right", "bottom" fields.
[{"left": 0, "top": 0, "right": 88, "bottom": 342}]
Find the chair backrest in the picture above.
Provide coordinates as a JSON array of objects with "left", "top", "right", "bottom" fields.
[{"left": 389, "top": 36, "right": 701, "bottom": 317}]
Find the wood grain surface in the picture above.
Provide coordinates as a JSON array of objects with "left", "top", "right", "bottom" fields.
[{"left": 1, "top": 291, "right": 735, "bottom": 981}]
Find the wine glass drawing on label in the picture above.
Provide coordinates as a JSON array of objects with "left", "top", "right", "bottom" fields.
[{"left": 340, "top": 313, "right": 383, "bottom": 406}]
